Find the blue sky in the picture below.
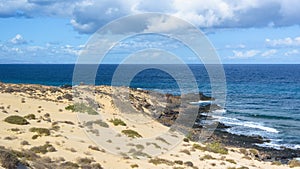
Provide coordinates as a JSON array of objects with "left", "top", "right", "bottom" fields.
[{"left": 0, "top": 0, "right": 300, "bottom": 64}]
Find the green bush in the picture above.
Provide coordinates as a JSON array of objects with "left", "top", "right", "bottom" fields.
[
  {"left": 65, "top": 103, "right": 98, "bottom": 115},
  {"left": 60, "top": 161, "right": 79, "bottom": 169},
  {"left": 29, "top": 127, "right": 50, "bottom": 136},
  {"left": 149, "top": 158, "right": 174, "bottom": 166},
  {"left": 193, "top": 143, "right": 206, "bottom": 151},
  {"left": 226, "top": 159, "right": 237, "bottom": 164},
  {"left": 130, "top": 164, "right": 139, "bottom": 168},
  {"left": 206, "top": 142, "right": 228, "bottom": 154},
  {"left": 32, "top": 135, "right": 39, "bottom": 140},
  {"left": 0, "top": 149, "right": 20, "bottom": 169},
  {"left": 193, "top": 142, "right": 228, "bottom": 154},
  {"left": 121, "top": 130, "right": 142, "bottom": 138},
  {"left": 4, "top": 115, "right": 29, "bottom": 125},
  {"left": 24, "top": 114, "right": 36, "bottom": 120},
  {"left": 289, "top": 159, "right": 300, "bottom": 168},
  {"left": 200, "top": 154, "right": 216, "bottom": 160},
  {"left": 30, "top": 143, "right": 56, "bottom": 154},
  {"left": 85, "top": 120, "right": 109, "bottom": 128},
  {"left": 271, "top": 161, "right": 282, "bottom": 166},
  {"left": 109, "top": 118, "right": 126, "bottom": 126}
]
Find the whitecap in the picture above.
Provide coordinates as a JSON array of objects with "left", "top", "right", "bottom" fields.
[
  {"left": 213, "top": 109, "right": 227, "bottom": 113},
  {"left": 212, "top": 115, "right": 279, "bottom": 133},
  {"left": 189, "top": 100, "right": 212, "bottom": 105}
]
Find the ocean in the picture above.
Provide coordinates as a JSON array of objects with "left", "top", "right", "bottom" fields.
[{"left": 0, "top": 64, "right": 299, "bottom": 149}]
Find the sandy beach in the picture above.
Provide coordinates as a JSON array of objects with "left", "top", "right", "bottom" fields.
[{"left": 0, "top": 82, "right": 298, "bottom": 169}]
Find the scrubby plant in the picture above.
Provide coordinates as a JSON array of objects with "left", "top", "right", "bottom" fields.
[
  {"left": 192, "top": 143, "right": 206, "bottom": 151},
  {"left": 200, "top": 154, "right": 216, "bottom": 160},
  {"left": 271, "top": 161, "right": 282, "bottom": 165},
  {"left": 121, "top": 130, "right": 142, "bottom": 138},
  {"left": 130, "top": 164, "right": 139, "bottom": 168},
  {"left": 65, "top": 105, "right": 75, "bottom": 111},
  {"left": 65, "top": 147, "right": 77, "bottom": 153},
  {"left": 65, "top": 103, "right": 98, "bottom": 115},
  {"left": 289, "top": 159, "right": 300, "bottom": 168},
  {"left": 149, "top": 158, "right": 174, "bottom": 166},
  {"left": 183, "top": 161, "right": 193, "bottom": 167},
  {"left": 109, "top": 118, "right": 126, "bottom": 126},
  {"left": 88, "top": 145, "right": 105, "bottom": 152},
  {"left": 30, "top": 143, "right": 56, "bottom": 154},
  {"left": 76, "top": 157, "right": 95, "bottom": 165},
  {"left": 10, "top": 128, "right": 20, "bottom": 132},
  {"left": 193, "top": 142, "right": 228, "bottom": 154},
  {"left": 239, "top": 148, "right": 248, "bottom": 155},
  {"left": 0, "top": 148, "right": 20, "bottom": 169},
  {"left": 20, "top": 140, "right": 30, "bottom": 145},
  {"left": 174, "top": 160, "right": 183, "bottom": 165},
  {"left": 226, "top": 159, "right": 237, "bottom": 164},
  {"left": 4, "top": 115, "right": 29, "bottom": 125},
  {"left": 24, "top": 114, "right": 36, "bottom": 120},
  {"left": 183, "top": 138, "right": 189, "bottom": 142},
  {"left": 59, "top": 161, "right": 79, "bottom": 169},
  {"left": 249, "top": 149, "right": 259, "bottom": 156},
  {"left": 29, "top": 127, "right": 50, "bottom": 136},
  {"left": 90, "top": 163, "right": 104, "bottom": 169},
  {"left": 32, "top": 135, "right": 39, "bottom": 140},
  {"left": 85, "top": 119, "right": 109, "bottom": 128},
  {"left": 205, "top": 142, "right": 228, "bottom": 154},
  {"left": 180, "top": 149, "right": 191, "bottom": 155}
]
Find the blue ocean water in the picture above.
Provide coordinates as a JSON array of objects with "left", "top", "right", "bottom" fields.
[{"left": 0, "top": 64, "right": 299, "bottom": 149}]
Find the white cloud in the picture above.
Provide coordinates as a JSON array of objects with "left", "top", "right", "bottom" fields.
[
  {"left": 144, "top": 15, "right": 190, "bottom": 32},
  {"left": 266, "top": 37, "right": 300, "bottom": 47},
  {"left": 229, "top": 50, "right": 260, "bottom": 59},
  {"left": 284, "top": 49, "right": 299, "bottom": 56},
  {"left": 261, "top": 49, "right": 277, "bottom": 57},
  {"left": 225, "top": 44, "right": 246, "bottom": 49},
  {"left": 0, "top": 40, "right": 82, "bottom": 63},
  {"left": 2, "top": 0, "right": 300, "bottom": 33},
  {"left": 10, "top": 34, "right": 27, "bottom": 45}
]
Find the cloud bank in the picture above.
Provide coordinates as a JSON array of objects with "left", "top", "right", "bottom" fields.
[{"left": 1, "top": 0, "right": 300, "bottom": 33}]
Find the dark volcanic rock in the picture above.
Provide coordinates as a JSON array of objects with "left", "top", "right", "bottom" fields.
[{"left": 62, "top": 93, "right": 73, "bottom": 101}]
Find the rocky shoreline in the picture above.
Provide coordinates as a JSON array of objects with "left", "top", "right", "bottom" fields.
[{"left": 146, "top": 89, "right": 300, "bottom": 164}]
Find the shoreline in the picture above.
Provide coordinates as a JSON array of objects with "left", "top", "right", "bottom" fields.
[{"left": 0, "top": 82, "right": 299, "bottom": 168}]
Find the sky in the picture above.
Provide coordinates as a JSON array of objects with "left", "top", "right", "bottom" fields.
[{"left": 0, "top": 0, "right": 300, "bottom": 64}]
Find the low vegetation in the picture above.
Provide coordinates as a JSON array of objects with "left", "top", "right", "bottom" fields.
[
  {"left": 121, "top": 129, "right": 142, "bottom": 138},
  {"left": 60, "top": 161, "right": 79, "bottom": 169},
  {"left": 289, "top": 159, "right": 300, "bottom": 168},
  {"left": 4, "top": 115, "right": 29, "bottom": 125},
  {"left": 206, "top": 142, "right": 228, "bottom": 154},
  {"left": 30, "top": 143, "right": 56, "bottom": 154},
  {"left": 130, "top": 164, "right": 139, "bottom": 168},
  {"left": 85, "top": 119, "right": 109, "bottom": 128},
  {"left": 65, "top": 103, "right": 98, "bottom": 115},
  {"left": 226, "top": 159, "right": 237, "bottom": 164},
  {"left": 148, "top": 158, "right": 174, "bottom": 166},
  {"left": 109, "top": 118, "right": 126, "bottom": 126},
  {"left": 193, "top": 142, "right": 228, "bottom": 154},
  {"left": 29, "top": 127, "right": 50, "bottom": 136},
  {"left": 200, "top": 154, "right": 216, "bottom": 160},
  {"left": 24, "top": 114, "right": 36, "bottom": 120},
  {"left": 0, "top": 148, "right": 21, "bottom": 169},
  {"left": 271, "top": 161, "right": 282, "bottom": 166}
]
